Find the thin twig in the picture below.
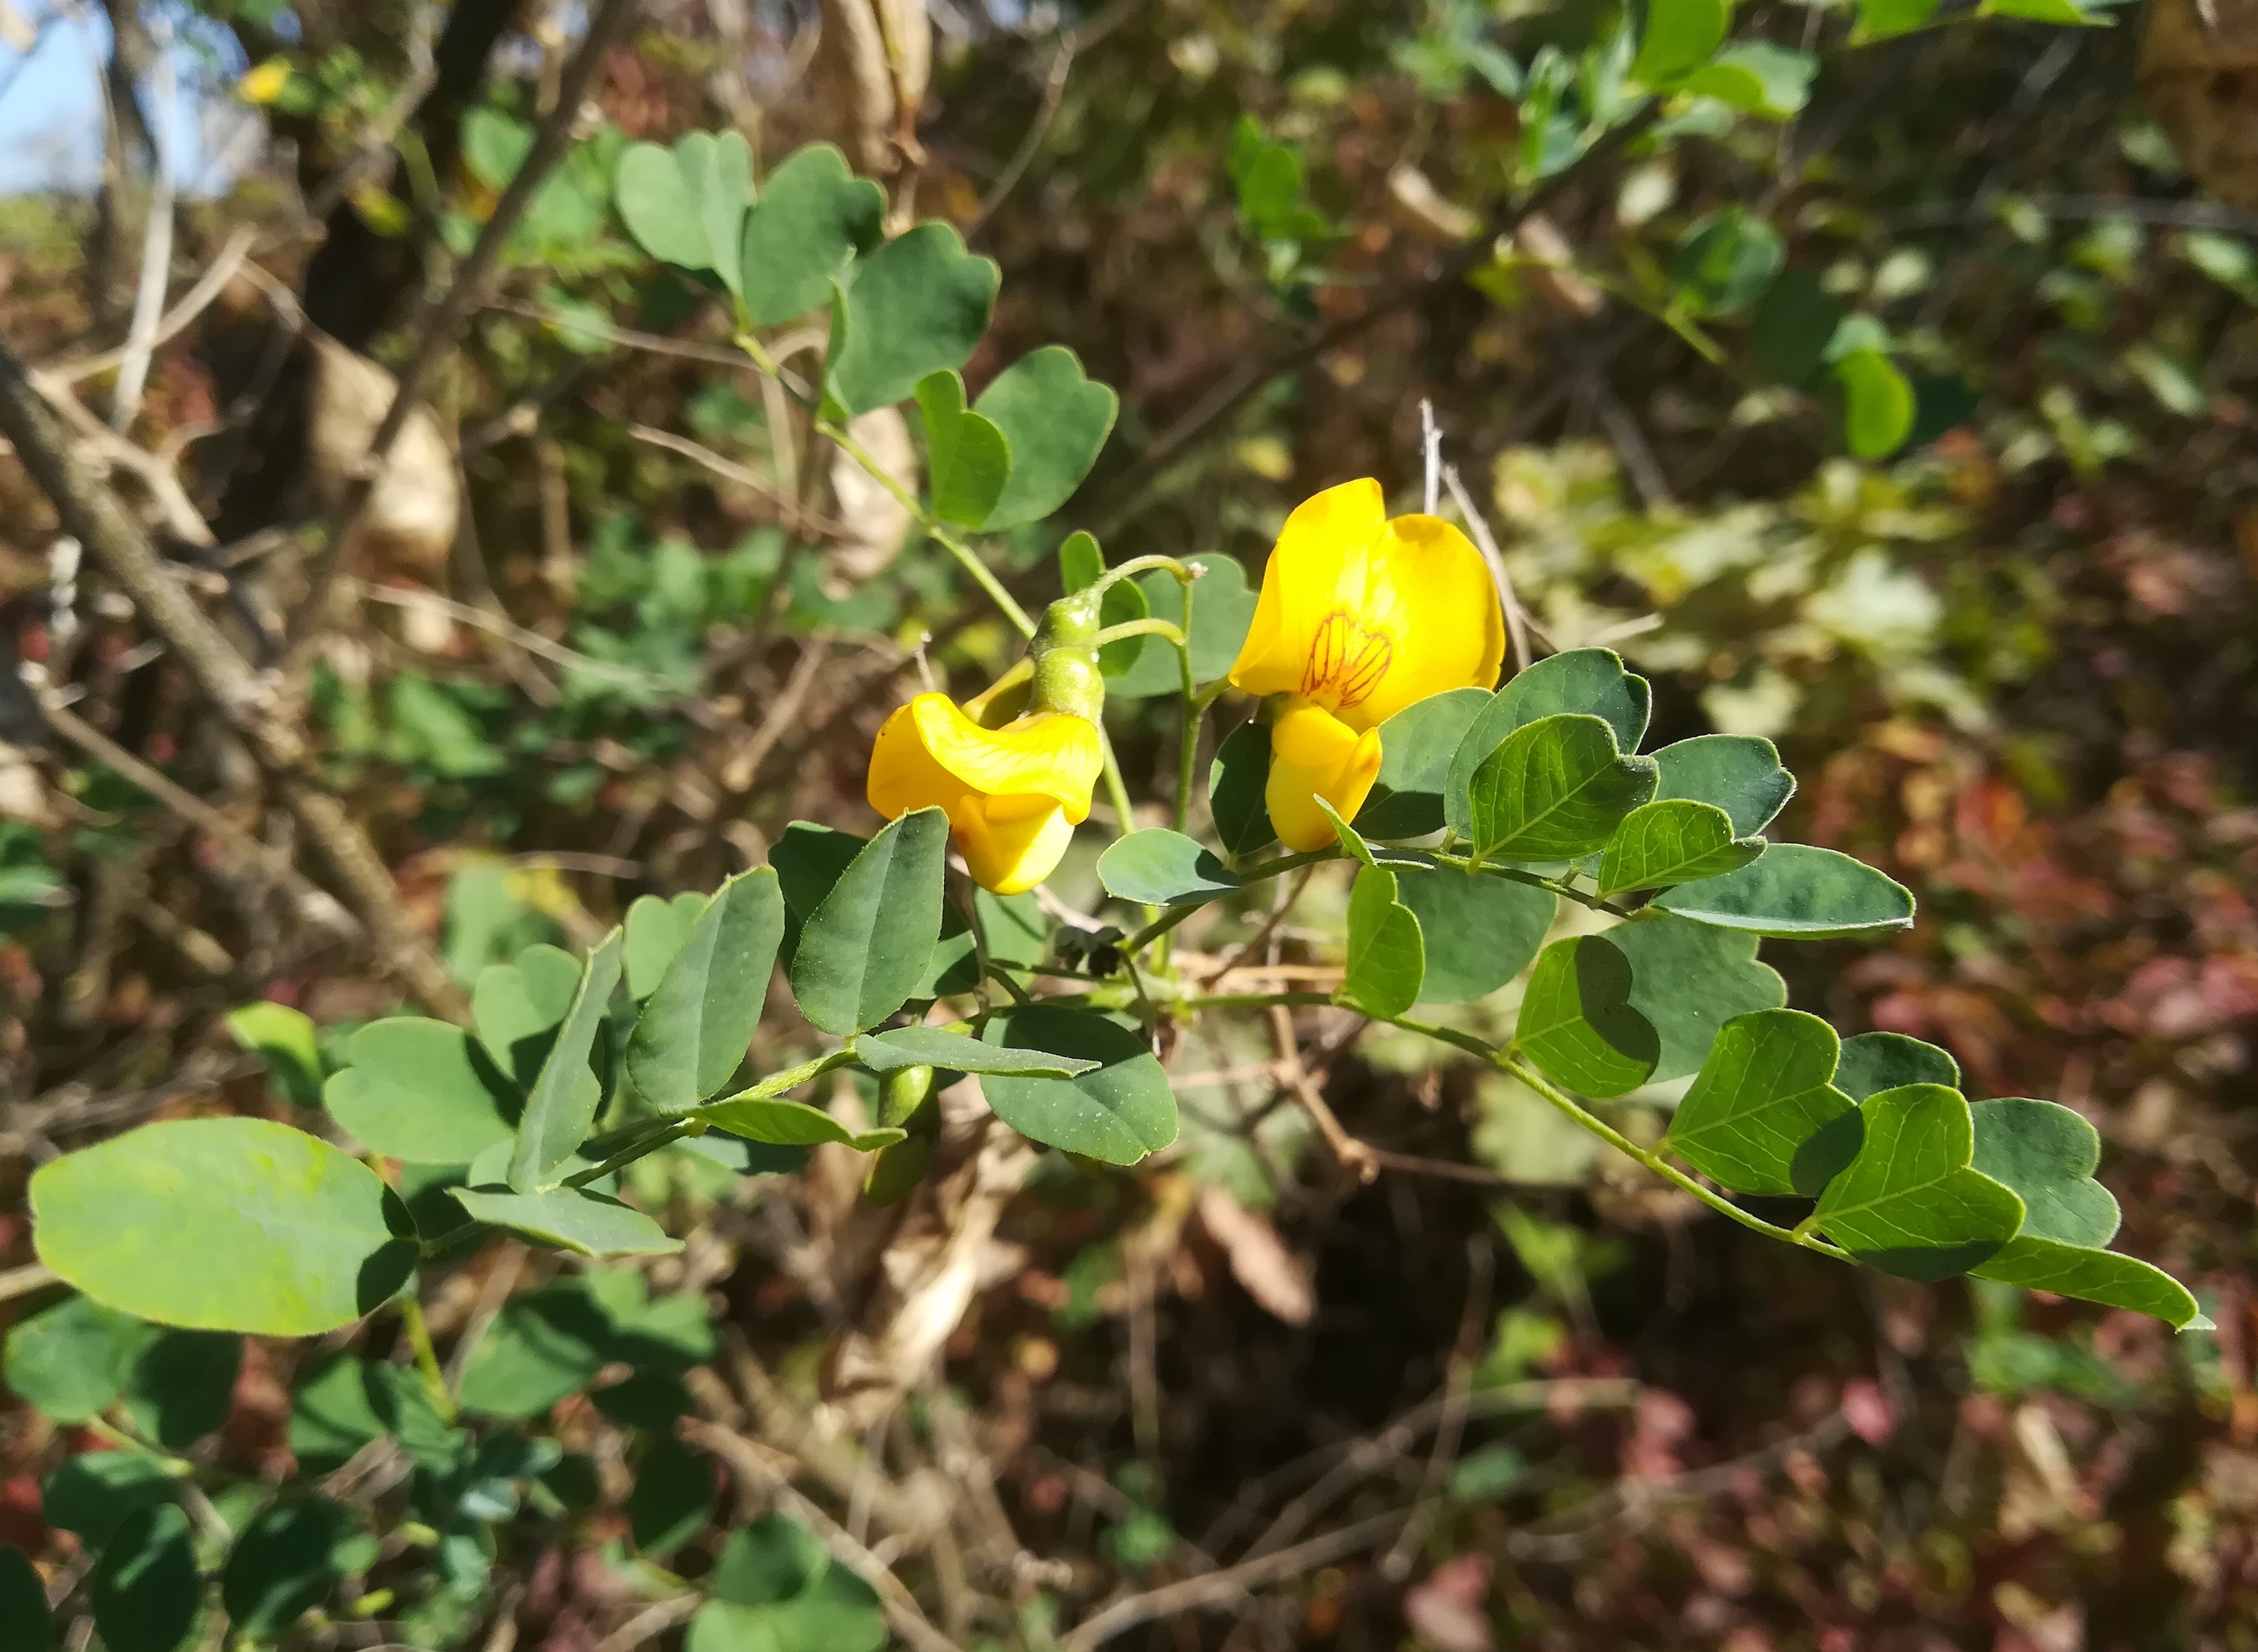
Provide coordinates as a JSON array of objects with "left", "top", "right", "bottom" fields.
[
  {"left": 107, "top": 12, "right": 174, "bottom": 431},
  {"left": 588, "top": 1595, "right": 700, "bottom": 1652},
  {"left": 1061, "top": 1511, "right": 1409, "bottom": 1651},
  {"left": 626, "top": 423, "right": 847, "bottom": 536},
  {"left": 51, "top": 228, "right": 255, "bottom": 384},
  {"left": 1440, "top": 462, "right": 1531, "bottom": 676},
  {"left": 967, "top": 38, "right": 1073, "bottom": 233},
  {"left": 1382, "top": 1235, "right": 1492, "bottom": 1579},
  {"left": 1083, "top": 104, "right": 1661, "bottom": 534},
  {"left": 684, "top": 1421, "right": 966, "bottom": 1652},
  {"left": 1267, "top": 1003, "right": 1375, "bottom": 1183},
  {"left": 346, "top": 578, "right": 678, "bottom": 689},
  {"left": 282, "top": 0, "right": 641, "bottom": 676},
  {"left": 30, "top": 672, "right": 359, "bottom": 938}
]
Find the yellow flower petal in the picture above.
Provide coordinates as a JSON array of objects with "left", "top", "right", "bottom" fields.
[
  {"left": 953, "top": 796, "right": 1076, "bottom": 895},
  {"left": 237, "top": 59, "right": 290, "bottom": 105},
  {"left": 866, "top": 692, "right": 1102, "bottom": 893},
  {"left": 1266, "top": 699, "right": 1383, "bottom": 853},
  {"left": 911, "top": 694, "right": 1102, "bottom": 822},
  {"left": 1228, "top": 478, "right": 1505, "bottom": 732}
]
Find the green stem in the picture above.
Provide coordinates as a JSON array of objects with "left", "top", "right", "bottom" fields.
[
  {"left": 561, "top": 1118, "right": 692, "bottom": 1189},
  {"left": 1143, "top": 985, "right": 1852, "bottom": 1265},
  {"left": 816, "top": 415, "right": 1035, "bottom": 638},
  {"left": 1119, "top": 847, "right": 1340, "bottom": 956},
  {"left": 398, "top": 1297, "right": 458, "bottom": 1424},
  {"left": 1085, "top": 554, "right": 1198, "bottom": 597},
  {"left": 1098, "top": 726, "right": 1140, "bottom": 841},
  {"left": 1495, "top": 1050, "right": 1848, "bottom": 1261},
  {"left": 1422, "top": 847, "right": 1637, "bottom": 918},
  {"left": 708, "top": 1047, "right": 861, "bottom": 1107},
  {"left": 1092, "top": 617, "right": 1187, "bottom": 649}
]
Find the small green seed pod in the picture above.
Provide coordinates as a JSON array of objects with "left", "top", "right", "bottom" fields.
[{"left": 878, "top": 1063, "right": 937, "bottom": 1129}]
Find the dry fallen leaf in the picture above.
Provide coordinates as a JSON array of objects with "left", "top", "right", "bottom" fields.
[
  {"left": 1195, "top": 1183, "right": 1313, "bottom": 1326},
  {"left": 827, "top": 405, "right": 919, "bottom": 584},
  {"left": 307, "top": 335, "right": 460, "bottom": 585},
  {"left": 2140, "top": 0, "right": 2258, "bottom": 209}
]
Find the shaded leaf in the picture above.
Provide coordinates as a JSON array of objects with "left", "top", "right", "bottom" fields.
[
  {"left": 3, "top": 1294, "right": 148, "bottom": 1423},
  {"left": 225, "top": 1002, "right": 323, "bottom": 1109},
  {"left": 0, "top": 1544, "right": 48, "bottom": 1652},
  {"left": 1650, "top": 733, "right": 1795, "bottom": 837},
  {"left": 1665, "top": 1009, "right": 1855, "bottom": 1196},
  {"left": 1974, "top": 1240, "right": 2207, "bottom": 1330},
  {"left": 974, "top": 346, "right": 1120, "bottom": 530},
  {"left": 221, "top": 1496, "right": 371, "bottom": 1639},
  {"left": 1812, "top": 1085, "right": 2025, "bottom": 1281},
  {"left": 1515, "top": 935, "right": 1657, "bottom": 1098},
  {"left": 981, "top": 1007, "right": 1177, "bottom": 1164},
  {"left": 1208, "top": 721, "right": 1276, "bottom": 859},
  {"left": 91, "top": 1505, "right": 199, "bottom": 1652},
  {"left": 508, "top": 930, "right": 626, "bottom": 1194},
  {"left": 325, "top": 1018, "right": 517, "bottom": 1164},
  {"left": 1968, "top": 1098, "right": 2119, "bottom": 1248},
  {"left": 630, "top": 1437, "right": 713, "bottom": 1558},
  {"left": 1355, "top": 687, "right": 1490, "bottom": 840},
  {"left": 1609, "top": 914, "right": 1785, "bottom": 1083},
  {"left": 1835, "top": 1031, "right": 1958, "bottom": 1100},
  {"left": 474, "top": 944, "right": 583, "bottom": 1091},
  {"left": 124, "top": 1330, "right": 239, "bottom": 1450},
  {"left": 1394, "top": 865, "right": 1554, "bottom": 1006},
  {"left": 1107, "top": 554, "right": 1260, "bottom": 698}
]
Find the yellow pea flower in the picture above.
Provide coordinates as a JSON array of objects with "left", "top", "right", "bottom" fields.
[
  {"left": 867, "top": 693, "right": 1104, "bottom": 895},
  {"left": 237, "top": 59, "right": 291, "bottom": 105},
  {"left": 1228, "top": 477, "right": 1505, "bottom": 851}
]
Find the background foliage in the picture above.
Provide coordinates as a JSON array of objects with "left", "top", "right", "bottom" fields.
[{"left": 1, "top": 0, "right": 2257, "bottom": 1647}]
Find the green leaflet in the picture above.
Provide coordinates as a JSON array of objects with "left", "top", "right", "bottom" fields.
[
  {"left": 1810, "top": 1084, "right": 2024, "bottom": 1281},
  {"left": 1098, "top": 828, "right": 1242, "bottom": 907},
  {"left": 507, "top": 930, "right": 626, "bottom": 1194},
  {"left": 1652, "top": 843, "right": 1914, "bottom": 938},
  {"left": 31, "top": 1118, "right": 415, "bottom": 1336},
  {"left": 1514, "top": 935, "right": 1657, "bottom": 1098},
  {"left": 1208, "top": 720, "right": 1276, "bottom": 859},
  {"left": 475, "top": 943, "right": 583, "bottom": 1090},
  {"left": 452, "top": 1189, "right": 684, "bottom": 1258},
  {"left": 972, "top": 346, "right": 1119, "bottom": 530},
  {"left": 1609, "top": 914, "right": 1785, "bottom": 1083},
  {"left": 739, "top": 143, "right": 883, "bottom": 325},
  {"left": 979, "top": 1006, "right": 1177, "bottom": 1164},
  {"left": 825, "top": 224, "right": 999, "bottom": 415},
  {"left": 624, "top": 867, "right": 785, "bottom": 1112},
  {"left": 1465, "top": 714, "right": 1657, "bottom": 864},
  {"left": 1344, "top": 864, "right": 1425, "bottom": 1018},
  {"left": 325, "top": 1017, "right": 517, "bottom": 1164},
  {"left": 789, "top": 808, "right": 949, "bottom": 1035},
  {"left": 916, "top": 370, "right": 1012, "bottom": 527},
  {"left": 855, "top": 1025, "right": 1098, "bottom": 1080},
  {"left": 1445, "top": 650, "right": 1651, "bottom": 840},
  {"left": 1595, "top": 798, "right": 1765, "bottom": 895},
  {"left": 1393, "top": 864, "right": 1553, "bottom": 1005},
  {"left": 1664, "top": 1009, "right": 1855, "bottom": 1197}
]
